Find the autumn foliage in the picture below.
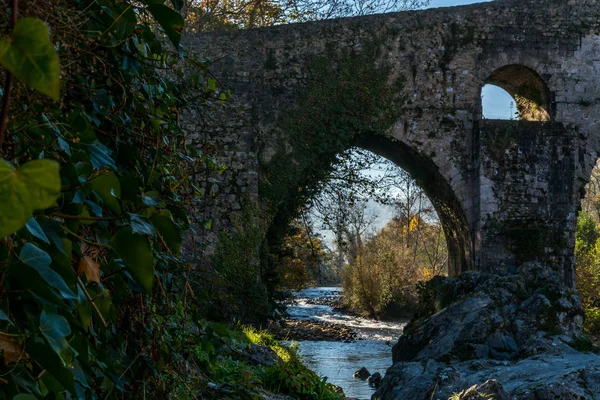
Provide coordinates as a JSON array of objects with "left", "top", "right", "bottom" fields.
[{"left": 342, "top": 215, "right": 448, "bottom": 318}]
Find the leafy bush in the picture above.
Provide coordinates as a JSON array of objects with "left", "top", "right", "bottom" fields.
[
  {"left": 585, "top": 308, "right": 600, "bottom": 334},
  {"left": 211, "top": 207, "right": 274, "bottom": 324},
  {"left": 244, "top": 328, "right": 342, "bottom": 400},
  {"left": 342, "top": 216, "right": 447, "bottom": 318}
]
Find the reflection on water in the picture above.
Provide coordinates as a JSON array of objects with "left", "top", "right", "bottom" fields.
[{"left": 286, "top": 287, "right": 406, "bottom": 400}]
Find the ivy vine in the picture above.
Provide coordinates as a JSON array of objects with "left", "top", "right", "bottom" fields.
[{"left": 0, "top": 0, "right": 228, "bottom": 397}]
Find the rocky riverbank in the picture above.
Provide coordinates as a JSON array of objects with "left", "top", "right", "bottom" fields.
[
  {"left": 374, "top": 262, "right": 600, "bottom": 400},
  {"left": 271, "top": 319, "right": 358, "bottom": 342}
]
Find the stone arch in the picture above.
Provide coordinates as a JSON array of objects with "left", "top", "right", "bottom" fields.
[
  {"left": 483, "top": 65, "right": 551, "bottom": 122},
  {"left": 354, "top": 134, "right": 473, "bottom": 277}
]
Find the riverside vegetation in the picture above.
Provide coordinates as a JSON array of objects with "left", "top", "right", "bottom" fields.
[{"left": 0, "top": 0, "right": 346, "bottom": 398}]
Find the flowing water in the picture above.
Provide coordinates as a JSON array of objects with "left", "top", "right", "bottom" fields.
[{"left": 286, "top": 287, "right": 406, "bottom": 400}]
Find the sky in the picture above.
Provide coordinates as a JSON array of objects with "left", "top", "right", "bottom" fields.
[{"left": 425, "top": 0, "right": 490, "bottom": 8}]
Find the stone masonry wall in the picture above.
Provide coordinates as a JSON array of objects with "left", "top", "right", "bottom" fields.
[{"left": 182, "top": 0, "right": 600, "bottom": 285}]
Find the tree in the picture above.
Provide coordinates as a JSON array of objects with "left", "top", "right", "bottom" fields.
[
  {"left": 582, "top": 159, "right": 600, "bottom": 221},
  {"left": 342, "top": 215, "right": 446, "bottom": 318},
  {"left": 184, "top": 0, "right": 431, "bottom": 31}
]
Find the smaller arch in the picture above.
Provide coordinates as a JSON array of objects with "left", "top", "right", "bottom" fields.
[
  {"left": 481, "top": 84, "right": 517, "bottom": 120},
  {"left": 484, "top": 65, "right": 551, "bottom": 122}
]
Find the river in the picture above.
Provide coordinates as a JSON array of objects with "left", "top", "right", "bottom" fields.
[{"left": 286, "top": 287, "right": 406, "bottom": 400}]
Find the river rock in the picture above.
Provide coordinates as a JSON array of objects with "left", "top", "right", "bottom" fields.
[
  {"left": 270, "top": 319, "right": 357, "bottom": 342},
  {"left": 354, "top": 367, "right": 371, "bottom": 379},
  {"left": 392, "top": 262, "right": 583, "bottom": 363},
  {"left": 368, "top": 372, "right": 382, "bottom": 387},
  {"left": 374, "top": 262, "right": 600, "bottom": 400}
]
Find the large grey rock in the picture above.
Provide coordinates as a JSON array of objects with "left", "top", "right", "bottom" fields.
[
  {"left": 392, "top": 263, "right": 583, "bottom": 363},
  {"left": 373, "top": 353, "right": 600, "bottom": 400},
  {"left": 375, "top": 263, "right": 600, "bottom": 400}
]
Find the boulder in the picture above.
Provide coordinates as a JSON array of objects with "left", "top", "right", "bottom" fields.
[
  {"left": 368, "top": 372, "right": 382, "bottom": 387},
  {"left": 246, "top": 344, "right": 281, "bottom": 366},
  {"left": 392, "top": 262, "right": 583, "bottom": 363},
  {"left": 354, "top": 367, "right": 371, "bottom": 379},
  {"left": 374, "top": 262, "right": 600, "bottom": 400}
]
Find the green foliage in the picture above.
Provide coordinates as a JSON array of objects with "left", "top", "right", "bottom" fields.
[
  {"left": 343, "top": 216, "right": 447, "bottom": 318},
  {"left": 0, "top": 0, "right": 230, "bottom": 398},
  {"left": 212, "top": 206, "right": 273, "bottom": 323},
  {"left": 277, "top": 223, "right": 325, "bottom": 291},
  {"left": 242, "top": 327, "right": 342, "bottom": 400},
  {"left": 110, "top": 226, "right": 155, "bottom": 293},
  {"left": 575, "top": 211, "right": 600, "bottom": 335},
  {"left": 146, "top": 4, "right": 185, "bottom": 48},
  {"left": 0, "top": 18, "right": 60, "bottom": 100},
  {"left": 584, "top": 308, "right": 600, "bottom": 334},
  {"left": 569, "top": 332, "right": 598, "bottom": 353},
  {"left": 0, "top": 159, "right": 60, "bottom": 237}
]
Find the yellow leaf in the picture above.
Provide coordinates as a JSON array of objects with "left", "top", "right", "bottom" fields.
[
  {"left": 409, "top": 216, "right": 419, "bottom": 232},
  {"left": 0, "top": 333, "right": 23, "bottom": 364},
  {"left": 77, "top": 256, "right": 101, "bottom": 283}
]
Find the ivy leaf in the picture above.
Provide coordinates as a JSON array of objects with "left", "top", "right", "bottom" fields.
[
  {"left": 57, "top": 136, "right": 71, "bottom": 156},
  {"left": 0, "top": 18, "right": 60, "bottom": 100},
  {"left": 77, "top": 256, "right": 101, "bottom": 283},
  {"left": 0, "top": 159, "right": 61, "bottom": 238},
  {"left": 145, "top": 4, "right": 184, "bottom": 49},
  {"left": 111, "top": 227, "right": 154, "bottom": 293},
  {"left": 142, "top": 191, "right": 161, "bottom": 206},
  {"left": 151, "top": 212, "right": 182, "bottom": 254},
  {"left": 90, "top": 172, "right": 121, "bottom": 214},
  {"left": 88, "top": 141, "right": 117, "bottom": 170},
  {"left": 75, "top": 162, "right": 92, "bottom": 183},
  {"left": 19, "top": 243, "right": 77, "bottom": 299},
  {"left": 111, "top": 4, "right": 137, "bottom": 41},
  {"left": 0, "top": 309, "right": 13, "bottom": 326},
  {"left": 26, "top": 338, "right": 75, "bottom": 394},
  {"left": 129, "top": 213, "right": 155, "bottom": 236},
  {"left": 13, "top": 395, "right": 37, "bottom": 400},
  {"left": 26, "top": 217, "right": 50, "bottom": 244},
  {"left": 40, "top": 310, "right": 73, "bottom": 366},
  {"left": 0, "top": 333, "right": 23, "bottom": 364},
  {"left": 170, "top": 0, "right": 184, "bottom": 11}
]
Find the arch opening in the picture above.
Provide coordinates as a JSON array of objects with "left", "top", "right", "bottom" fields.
[
  {"left": 483, "top": 65, "right": 551, "bottom": 122},
  {"left": 354, "top": 135, "right": 473, "bottom": 277},
  {"left": 291, "top": 136, "right": 472, "bottom": 318},
  {"left": 481, "top": 84, "right": 517, "bottom": 120}
]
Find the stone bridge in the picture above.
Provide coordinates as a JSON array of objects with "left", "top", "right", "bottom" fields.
[{"left": 183, "top": 0, "right": 600, "bottom": 287}]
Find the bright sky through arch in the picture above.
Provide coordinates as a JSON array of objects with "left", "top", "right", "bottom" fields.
[{"left": 482, "top": 85, "right": 515, "bottom": 119}]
